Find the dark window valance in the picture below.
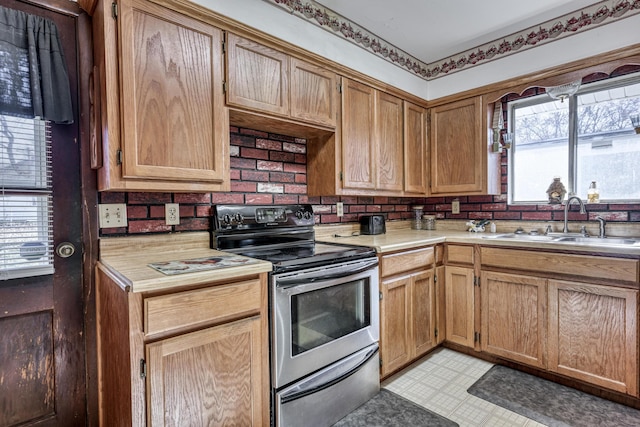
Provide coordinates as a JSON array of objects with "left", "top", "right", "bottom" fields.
[{"left": 0, "top": 5, "right": 73, "bottom": 124}]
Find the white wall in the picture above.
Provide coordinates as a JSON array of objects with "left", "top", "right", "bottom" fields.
[{"left": 195, "top": 0, "right": 640, "bottom": 101}]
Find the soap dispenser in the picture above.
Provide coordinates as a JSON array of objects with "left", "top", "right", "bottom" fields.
[{"left": 587, "top": 181, "right": 600, "bottom": 203}]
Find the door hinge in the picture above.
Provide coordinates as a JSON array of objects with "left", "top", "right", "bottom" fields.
[
  {"left": 116, "top": 149, "right": 123, "bottom": 165},
  {"left": 474, "top": 276, "right": 480, "bottom": 287},
  {"left": 140, "top": 359, "right": 147, "bottom": 379},
  {"left": 434, "top": 274, "right": 437, "bottom": 283},
  {"left": 111, "top": 2, "right": 118, "bottom": 19},
  {"left": 474, "top": 332, "right": 480, "bottom": 343},
  {"left": 379, "top": 291, "right": 383, "bottom": 301},
  {"left": 434, "top": 328, "right": 438, "bottom": 338},
  {"left": 222, "top": 81, "right": 227, "bottom": 94},
  {"left": 339, "top": 171, "right": 343, "bottom": 182},
  {"left": 222, "top": 33, "right": 226, "bottom": 54},
  {"left": 337, "top": 82, "right": 342, "bottom": 93},
  {"left": 379, "top": 358, "right": 383, "bottom": 367}
]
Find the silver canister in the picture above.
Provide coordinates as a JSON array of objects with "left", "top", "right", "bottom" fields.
[
  {"left": 422, "top": 215, "right": 436, "bottom": 230},
  {"left": 411, "top": 206, "right": 423, "bottom": 229}
]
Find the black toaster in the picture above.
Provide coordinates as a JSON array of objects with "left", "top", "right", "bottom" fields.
[{"left": 359, "top": 215, "right": 386, "bottom": 235}]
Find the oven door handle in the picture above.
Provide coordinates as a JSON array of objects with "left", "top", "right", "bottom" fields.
[
  {"left": 279, "top": 344, "right": 379, "bottom": 404},
  {"left": 276, "top": 261, "right": 378, "bottom": 288}
]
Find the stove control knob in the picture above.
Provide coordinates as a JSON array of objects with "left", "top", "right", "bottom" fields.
[
  {"left": 221, "top": 214, "right": 232, "bottom": 225},
  {"left": 295, "top": 210, "right": 304, "bottom": 219},
  {"left": 303, "top": 211, "right": 313, "bottom": 220},
  {"left": 233, "top": 213, "right": 244, "bottom": 224}
]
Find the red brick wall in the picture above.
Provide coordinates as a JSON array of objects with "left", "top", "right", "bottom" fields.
[{"left": 99, "top": 123, "right": 640, "bottom": 236}]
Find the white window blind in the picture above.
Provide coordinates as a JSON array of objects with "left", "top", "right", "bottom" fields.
[{"left": 0, "top": 114, "right": 53, "bottom": 280}]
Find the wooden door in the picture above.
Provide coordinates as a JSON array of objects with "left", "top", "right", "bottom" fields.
[
  {"left": 341, "top": 78, "right": 376, "bottom": 190},
  {"left": 146, "top": 316, "right": 265, "bottom": 426},
  {"left": 444, "top": 266, "right": 475, "bottom": 348},
  {"left": 404, "top": 101, "right": 428, "bottom": 195},
  {"left": 226, "top": 33, "right": 289, "bottom": 116},
  {"left": 290, "top": 58, "right": 337, "bottom": 127},
  {"left": 375, "top": 91, "right": 404, "bottom": 191},
  {"left": 412, "top": 270, "right": 437, "bottom": 358},
  {"left": 119, "top": 0, "right": 227, "bottom": 184},
  {"left": 430, "top": 96, "right": 483, "bottom": 194},
  {"left": 481, "top": 272, "right": 547, "bottom": 369},
  {"left": 548, "top": 280, "right": 638, "bottom": 396},
  {"left": 380, "top": 275, "right": 411, "bottom": 377},
  {"left": 0, "top": 2, "right": 86, "bottom": 425}
]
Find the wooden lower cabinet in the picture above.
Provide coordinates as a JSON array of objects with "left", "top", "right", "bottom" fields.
[
  {"left": 444, "top": 266, "right": 475, "bottom": 348},
  {"left": 480, "top": 271, "right": 547, "bottom": 369},
  {"left": 479, "top": 246, "right": 639, "bottom": 397},
  {"left": 380, "top": 269, "right": 436, "bottom": 377},
  {"left": 379, "top": 247, "right": 437, "bottom": 377},
  {"left": 146, "top": 317, "right": 264, "bottom": 426},
  {"left": 96, "top": 265, "right": 269, "bottom": 426},
  {"left": 548, "top": 279, "right": 638, "bottom": 396}
]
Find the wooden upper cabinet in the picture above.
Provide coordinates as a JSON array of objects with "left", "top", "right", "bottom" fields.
[
  {"left": 376, "top": 91, "right": 404, "bottom": 191},
  {"left": 226, "top": 33, "right": 338, "bottom": 130},
  {"left": 339, "top": 77, "right": 404, "bottom": 193},
  {"left": 290, "top": 58, "right": 338, "bottom": 127},
  {"left": 430, "top": 96, "right": 499, "bottom": 195},
  {"left": 226, "top": 33, "right": 289, "bottom": 116},
  {"left": 95, "top": 0, "right": 228, "bottom": 192},
  {"left": 404, "top": 101, "right": 428, "bottom": 195},
  {"left": 341, "top": 78, "right": 377, "bottom": 190}
]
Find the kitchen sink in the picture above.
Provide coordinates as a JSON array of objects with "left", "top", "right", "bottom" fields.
[
  {"left": 481, "top": 233, "right": 556, "bottom": 241},
  {"left": 553, "top": 236, "right": 640, "bottom": 246},
  {"left": 483, "top": 233, "right": 640, "bottom": 246}
]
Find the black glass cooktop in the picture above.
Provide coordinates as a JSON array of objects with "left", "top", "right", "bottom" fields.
[{"left": 233, "top": 242, "right": 376, "bottom": 272}]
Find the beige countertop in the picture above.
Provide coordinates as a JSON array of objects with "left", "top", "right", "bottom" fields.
[
  {"left": 98, "top": 232, "right": 272, "bottom": 293},
  {"left": 316, "top": 222, "right": 640, "bottom": 256}
]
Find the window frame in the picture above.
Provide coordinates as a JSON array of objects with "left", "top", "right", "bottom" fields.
[{"left": 507, "top": 72, "right": 640, "bottom": 205}]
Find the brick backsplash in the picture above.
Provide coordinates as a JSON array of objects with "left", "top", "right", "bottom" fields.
[{"left": 99, "top": 125, "right": 640, "bottom": 236}]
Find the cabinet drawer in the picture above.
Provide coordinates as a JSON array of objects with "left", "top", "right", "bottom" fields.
[
  {"left": 447, "top": 245, "right": 474, "bottom": 265},
  {"left": 144, "top": 278, "right": 262, "bottom": 337},
  {"left": 381, "top": 247, "right": 434, "bottom": 277},
  {"left": 481, "top": 247, "right": 639, "bottom": 283}
]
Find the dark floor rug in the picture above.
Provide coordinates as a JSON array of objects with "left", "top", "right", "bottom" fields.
[
  {"left": 332, "top": 388, "right": 458, "bottom": 427},
  {"left": 468, "top": 365, "right": 640, "bottom": 427}
]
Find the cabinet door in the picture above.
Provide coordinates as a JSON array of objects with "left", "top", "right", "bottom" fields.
[
  {"left": 412, "top": 270, "right": 437, "bottom": 358},
  {"left": 118, "top": 0, "right": 227, "bottom": 184},
  {"left": 481, "top": 272, "right": 547, "bottom": 369},
  {"left": 444, "top": 266, "right": 475, "bottom": 348},
  {"left": 376, "top": 91, "right": 404, "bottom": 191},
  {"left": 290, "top": 58, "right": 337, "bottom": 127},
  {"left": 341, "top": 78, "right": 376, "bottom": 190},
  {"left": 226, "top": 33, "right": 289, "bottom": 116},
  {"left": 548, "top": 280, "right": 638, "bottom": 396},
  {"left": 404, "top": 101, "right": 428, "bottom": 195},
  {"left": 380, "top": 275, "right": 411, "bottom": 377},
  {"left": 430, "top": 96, "right": 483, "bottom": 194},
  {"left": 146, "top": 316, "right": 266, "bottom": 426}
]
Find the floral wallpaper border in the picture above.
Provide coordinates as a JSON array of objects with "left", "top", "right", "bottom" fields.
[{"left": 264, "top": 0, "right": 640, "bottom": 80}]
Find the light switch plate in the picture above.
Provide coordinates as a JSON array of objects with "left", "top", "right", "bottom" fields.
[
  {"left": 336, "top": 202, "right": 344, "bottom": 217},
  {"left": 98, "top": 204, "right": 128, "bottom": 228}
]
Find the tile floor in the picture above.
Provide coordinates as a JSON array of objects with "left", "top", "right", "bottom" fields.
[{"left": 382, "top": 348, "right": 548, "bottom": 427}]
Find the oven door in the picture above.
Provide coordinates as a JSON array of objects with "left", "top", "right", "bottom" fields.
[{"left": 271, "top": 257, "right": 379, "bottom": 389}]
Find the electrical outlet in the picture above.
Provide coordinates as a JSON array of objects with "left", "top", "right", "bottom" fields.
[
  {"left": 336, "top": 202, "right": 344, "bottom": 217},
  {"left": 98, "top": 204, "right": 128, "bottom": 228},
  {"left": 452, "top": 199, "right": 460, "bottom": 215},
  {"left": 165, "top": 203, "right": 180, "bottom": 225}
]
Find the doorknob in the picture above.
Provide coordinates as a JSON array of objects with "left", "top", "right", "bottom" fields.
[{"left": 55, "top": 242, "right": 76, "bottom": 258}]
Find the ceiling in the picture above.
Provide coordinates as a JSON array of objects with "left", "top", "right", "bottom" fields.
[{"left": 312, "top": 0, "right": 602, "bottom": 63}]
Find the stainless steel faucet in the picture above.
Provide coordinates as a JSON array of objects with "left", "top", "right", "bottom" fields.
[
  {"left": 562, "top": 196, "right": 586, "bottom": 234},
  {"left": 595, "top": 215, "right": 607, "bottom": 238}
]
